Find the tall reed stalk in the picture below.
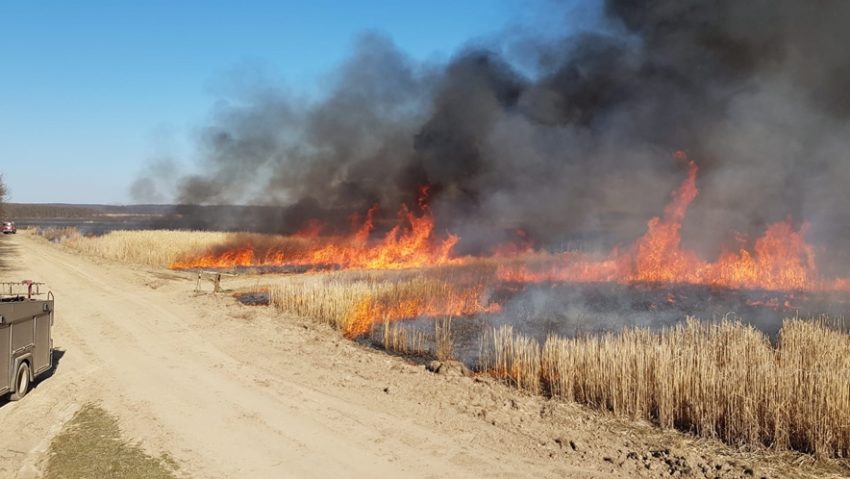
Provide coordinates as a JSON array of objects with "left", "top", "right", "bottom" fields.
[
  {"left": 435, "top": 317, "right": 455, "bottom": 361},
  {"left": 489, "top": 317, "right": 850, "bottom": 458}
]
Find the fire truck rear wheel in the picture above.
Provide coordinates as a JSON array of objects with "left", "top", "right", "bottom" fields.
[{"left": 9, "top": 362, "right": 30, "bottom": 401}]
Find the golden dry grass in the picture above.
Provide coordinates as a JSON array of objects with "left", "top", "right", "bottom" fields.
[
  {"left": 37, "top": 228, "right": 232, "bottom": 267},
  {"left": 35, "top": 226, "right": 83, "bottom": 243},
  {"left": 434, "top": 317, "right": 455, "bottom": 361},
  {"left": 43, "top": 403, "right": 178, "bottom": 479},
  {"left": 479, "top": 316, "right": 850, "bottom": 458},
  {"left": 268, "top": 263, "right": 850, "bottom": 457},
  {"left": 371, "top": 318, "right": 427, "bottom": 356},
  {"left": 479, "top": 325, "right": 542, "bottom": 393},
  {"left": 269, "top": 268, "right": 494, "bottom": 337},
  {"left": 269, "top": 272, "right": 392, "bottom": 332}
]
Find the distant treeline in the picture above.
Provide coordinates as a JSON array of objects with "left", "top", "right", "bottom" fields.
[
  {"left": 5, "top": 203, "right": 174, "bottom": 219},
  {"left": 6, "top": 203, "right": 356, "bottom": 234},
  {"left": 5, "top": 203, "right": 98, "bottom": 219}
]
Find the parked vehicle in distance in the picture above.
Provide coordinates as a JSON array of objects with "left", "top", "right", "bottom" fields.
[
  {"left": 0, "top": 281, "right": 54, "bottom": 400},
  {"left": 2, "top": 222, "right": 16, "bottom": 234}
]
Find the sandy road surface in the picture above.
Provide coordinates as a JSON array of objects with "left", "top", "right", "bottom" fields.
[{"left": 0, "top": 233, "right": 610, "bottom": 478}]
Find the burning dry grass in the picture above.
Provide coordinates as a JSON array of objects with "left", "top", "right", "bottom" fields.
[
  {"left": 269, "top": 272, "right": 394, "bottom": 332},
  {"left": 267, "top": 266, "right": 850, "bottom": 457},
  {"left": 481, "top": 317, "right": 850, "bottom": 458},
  {"left": 38, "top": 228, "right": 235, "bottom": 267},
  {"left": 269, "top": 268, "right": 498, "bottom": 337},
  {"left": 36, "top": 227, "right": 500, "bottom": 272},
  {"left": 76, "top": 230, "right": 231, "bottom": 267},
  {"left": 33, "top": 229, "right": 850, "bottom": 457}
]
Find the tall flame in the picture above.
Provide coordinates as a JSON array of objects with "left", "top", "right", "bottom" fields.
[
  {"left": 173, "top": 157, "right": 850, "bottom": 293},
  {"left": 170, "top": 185, "right": 461, "bottom": 271},
  {"left": 497, "top": 160, "right": 839, "bottom": 291},
  {"left": 344, "top": 281, "right": 501, "bottom": 338}
]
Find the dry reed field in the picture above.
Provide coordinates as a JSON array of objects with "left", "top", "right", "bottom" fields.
[
  {"left": 33, "top": 228, "right": 322, "bottom": 269},
  {"left": 34, "top": 228, "right": 232, "bottom": 267},
  {"left": 243, "top": 255, "right": 850, "bottom": 457},
  {"left": 479, "top": 317, "right": 850, "bottom": 458},
  {"left": 271, "top": 267, "right": 850, "bottom": 457},
  {"left": 269, "top": 268, "right": 495, "bottom": 337}
]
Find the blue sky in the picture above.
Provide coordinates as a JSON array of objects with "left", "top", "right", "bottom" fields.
[{"left": 0, "top": 1, "right": 576, "bottom": 204}]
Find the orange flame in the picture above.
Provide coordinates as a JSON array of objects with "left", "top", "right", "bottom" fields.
[
  {"left": 293, "top": 219, "right": 324, "bottom": 239},
  {"left": 172, "top": 157, "right": 850, "bottom": 294},
  {"left": 497, "top": 160, "right": 846, "bottom": 292},
  {"left": 170, "top": 186, "right": 462, "bottom": 271},
  {"left": 344, "top": 282, "right": 501, "bottom": 338}
]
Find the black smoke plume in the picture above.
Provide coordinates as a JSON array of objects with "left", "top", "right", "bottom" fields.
[{"left": 138, "top": 1, "right": 850, "bottom": 268}]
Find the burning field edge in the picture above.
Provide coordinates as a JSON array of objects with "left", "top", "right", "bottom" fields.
[
  {"left": 28, "top": 216, "right": 850, "bottom": 463},
  {"left": 263, "top": 270, "right": 850, "bottom": 459},
  {"left": 163, "top": 160, "right": 850, "bottom": 294}
]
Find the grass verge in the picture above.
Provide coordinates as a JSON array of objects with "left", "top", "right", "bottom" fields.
[{"left": 43, "top": 403, "right": 178, "bottom": 479}]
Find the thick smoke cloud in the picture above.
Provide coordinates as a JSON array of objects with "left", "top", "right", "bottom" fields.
[{"left": 144, "top": 0, "right": 850, "bottom": 267}]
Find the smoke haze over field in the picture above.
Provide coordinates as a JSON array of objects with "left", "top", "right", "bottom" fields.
[{"left": 137, "top": 0, "right": 850, "bottom": 267}]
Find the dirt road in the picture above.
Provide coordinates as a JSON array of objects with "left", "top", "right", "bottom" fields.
[{"left": 0, "top": 233, "right": 823, "bottom": 479}]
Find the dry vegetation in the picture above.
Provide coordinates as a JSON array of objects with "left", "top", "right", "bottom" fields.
[
  {"left": 32, "top": 229, "right": 850, "bottom": 459},
  {"left": 43, "top": 403, "right": 178, "bottom": 479},
  {"left": 434, "top": 317, "right": 455, "bottom": 361},
  {"left": 480, "top": 325, "right": 542, "bottom": 393},
  {"left": 479, "top": 317, "right": 850, "bottom": 458},
  {"left": 270, "top": 268, "right": 850, "bottom": 458},
  {"left": 269, "top": 268, "right": 494, "bottom": 337},
  {"left": 372, "top": 318, "right": 427, "bottom": 356},
  {"left": 35, "top": 228, "right": 232, "bottom": 267}
]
